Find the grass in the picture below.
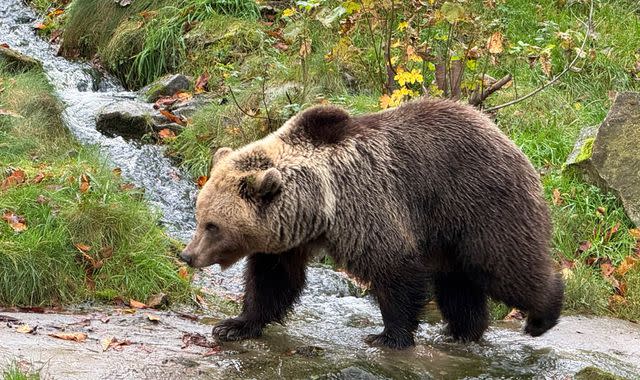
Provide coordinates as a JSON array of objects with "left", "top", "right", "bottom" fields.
[
  {"left": 0, "top": 64, "right": 190, "bottom": 306},
  {"left": 32, "top": 0, "right": 640, "bottom": 321},
  {"left": 2, "top": 363, "right": 39, "bottom": 380}
]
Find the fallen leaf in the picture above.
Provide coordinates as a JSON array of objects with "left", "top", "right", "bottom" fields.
[
  {"left": 194, "top": 72, "right": 210, "bottom": 94},
  {"left": 79, "top": 173, "right": 90, "bottom": 193},
  {"left": 159, "top": 110, "right": 185, "bottom": 126},
  {"left": 616, "top": 256, "right": 638, "bottom": 277},
  {"left": 601, "top": 262, "right": 615, "bottom": 278},
  {"left": 596, "top": 206, "right": 606, "bottom": 216},
  {"left": 120, "top": 183, "right": 136, "bottom": 191},
  {"left": 487, "top": 31, "right": 504, "bottom": 54},
  {"left": 610, "top": 294, "right": 626, "bottom": 305},
  {"left": 145, "top": 313, "right": 160, "bottom": 322},
  {"left": 1, "top": 169, "right": 26, "bottom": 189},
  {"left": 101, "top": 336, "right": 132, "bottom": 351},
  {"left": 196, "top": 176, "right": 208, "bottom": 188},
  {"left": 2, "top": 211, "right": 27, "bottom": 232},
  {"left": 16, "top": 324, "right": 36, "bottom": 334},
  {"left": 158, "top": 128, "right": 176, "bottom": 139},
  {"left": 129, "top": 299, "right": 147, "bottom": 309},
  {"left": 203, "top": 346, "right": 221, "bottom": 356},
  {"left": 101, "top": 336, "right": 116, "bottom": 351},
  {"left": 274, "top": 41, "right": 289, "bottom": 51},
  {"left": 539, "top": 55, "right": 552, "bottom": 77},
  {"left": 629, "top": 228, "right": 640, "bottom": 240},
  {"left": 578, "top": 241, "right": 592, "bottom": 253},
  {"left": 74, "top": 243, "right": 91, "bottom": 253},
  {"left": 35, "top": 194, "right": 49, "bottom": 204},
  {"left": 49, "top": 332, "right": 87, "bottom": 342},
  {"left": 100, "top": 246, "right": 114, "bottom": 259},
  {"left": 561, "top": 267, "right": 574, "bottom": 280},
  {"left": 552, "top": 188, "right": 562, "bottom": 206},
  {"left": 33, "top": 23, "right": 46, "bottom": 30},
  {"left": 178, "top": 266, "right": 189, "bottom": 280},
  {"left": 32, "top": 172, "right": 45, "bottom": 184},
  {"left": 112, "top": 167, "right": 122, "bottom": 176}
]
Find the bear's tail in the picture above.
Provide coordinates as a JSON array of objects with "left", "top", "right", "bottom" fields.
[{"left": 524, "top": 272, "right": 564, "bottom": 337}]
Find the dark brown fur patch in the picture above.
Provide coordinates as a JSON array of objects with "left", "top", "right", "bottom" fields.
[
  {"left": 291, "top": 105, "right": 352, "bottom": 145},
  {"left": 234, "top": 150, "right": 273, "bottom": 172}
]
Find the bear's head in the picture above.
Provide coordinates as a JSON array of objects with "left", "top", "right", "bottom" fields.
[
  {"left": 180, "top": 105, "right": 353, "bottom": 269},
  {"left": 179, "top": 146, "right": 290, "bottom": 269}
]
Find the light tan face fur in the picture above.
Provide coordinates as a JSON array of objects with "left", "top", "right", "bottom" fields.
[{"left": 181, "top": 147, "right": 284, "bottom": 269}]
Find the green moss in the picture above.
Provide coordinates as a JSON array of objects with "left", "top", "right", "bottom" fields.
[
  {"left": 575, "top": 367, "right": 626, "bottom": 380},
  {"left": 575, "top": 137, "right": 595, "bottom": 163}
]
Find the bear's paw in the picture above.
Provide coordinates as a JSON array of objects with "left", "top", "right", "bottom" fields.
[{"left": 212, "top": 318, "right": 263, "bottom": 341}]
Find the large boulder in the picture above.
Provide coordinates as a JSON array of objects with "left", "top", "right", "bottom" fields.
[
  {"left": 139, "top": 74, "right": 191, "bottom": 102},
  {"left": 565, "top": 92, "right": 640, "bottom": 226},
  {"left": 96, "top": 100, "right": 154, "bottom": 139},
  {"left": 0, "top": 46, "right": 42, "bottom": 72}
]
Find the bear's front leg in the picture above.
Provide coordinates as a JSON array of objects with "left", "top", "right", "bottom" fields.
[
  {"left": 213, "top": 248, "right": 310, "bottom": 342},
  {"left": 365, "top": 264, "right": 431, "bottom": 350}
]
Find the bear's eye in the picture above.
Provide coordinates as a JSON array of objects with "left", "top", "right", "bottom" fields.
[{"left": 205, "top": 223, "right": 219, "bottom": 233}]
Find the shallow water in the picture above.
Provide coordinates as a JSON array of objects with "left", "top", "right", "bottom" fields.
[{"left": 1, "top": 2, "right": 640, "bottom": 379}]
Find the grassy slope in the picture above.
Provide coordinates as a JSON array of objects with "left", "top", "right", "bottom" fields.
[
  {"left": 42, "top": 0, "right": 640, "bottom": 320},
  {"left": 0, "top": 65, "right": 190, "bottom": 306}
]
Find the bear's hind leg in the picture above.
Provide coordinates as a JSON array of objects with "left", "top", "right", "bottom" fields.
[
  {"left": 435, "top": 272, "right": 489, "bottom": 342},
  {"left": 212, "top": 248, "right": 309, "bottom": 341},
  {"left": 365, "top": 264, "right": 431, "bottom": 350}
]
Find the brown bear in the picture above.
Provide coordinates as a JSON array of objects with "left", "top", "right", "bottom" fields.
[{"left": 180, "top": 98, "right": 564, "bottom": 349}]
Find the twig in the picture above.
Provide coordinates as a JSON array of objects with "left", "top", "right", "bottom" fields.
[
  {"left": 469, "top": 74, "right": 513, "bottom": 106},
  {"left": 228, "top": 86, "right": 268, "bottom": 120},
  {"left": 484, "top": 0, "right": 594, "bottom": 113}
]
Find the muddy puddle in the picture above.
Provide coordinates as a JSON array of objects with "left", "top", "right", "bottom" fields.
[{"left": 1, "top": 1, "right": 640, "bottom": 379}]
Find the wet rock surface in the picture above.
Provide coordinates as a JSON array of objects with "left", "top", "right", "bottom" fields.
[
  {"left": 565, "top": 92, "right": 640, "bottom": 225},
  {"left": 140, "top": 73, "right": 192, "bottom": 102},
  {"left": 96, "top": 100, "right": 154, "bottom": 139}
]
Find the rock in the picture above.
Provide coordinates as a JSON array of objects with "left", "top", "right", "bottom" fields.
[
  {"left": 575, "top": 367, "right": 626, "bottom": 380},
  {"left": 0, "top": 46, "right": 42, "bottom": 72},
  {"left": 564, "top": 92, "right": 640, "bottom": 226},
  {"left": 96, "top": 100, "right": 154, "bottom": 139},
  {"left": 140, "top": 74, "right": 191, "bottom": 103}
]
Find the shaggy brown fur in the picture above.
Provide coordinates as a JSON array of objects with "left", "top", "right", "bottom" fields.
[{"left": 180, "top": 98, "right": 564, "bottom": 349}]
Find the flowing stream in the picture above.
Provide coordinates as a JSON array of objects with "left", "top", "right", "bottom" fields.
[{"left": 1, "top": 2, "right": 640, "bottom": 379}]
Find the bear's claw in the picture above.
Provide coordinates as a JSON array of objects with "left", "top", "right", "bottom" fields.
[
  {"left": 364, "top": 332, "right": 415, "bottom": 350},
  {"left": 212, "top": 318, "right": 262, "bottom": 341}
]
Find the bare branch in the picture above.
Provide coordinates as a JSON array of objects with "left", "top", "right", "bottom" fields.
[
  {"left": 484, "top": 0, "right": 594, "bottom": 113},
  {"left": 228, "top": 85, "right": 268, "bottom": 120},
  {"left": 469, "top": 74, "right": 513, "bottom": 106}
]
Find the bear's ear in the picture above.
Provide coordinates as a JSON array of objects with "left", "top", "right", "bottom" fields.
[
  {"left": 211, "top": 147, "right": 232, "bottom": 169},
  {"left": 245, "top": 168, "right": 282, "bottom": 201},
  {"left": 295, "top": 105, "right": 352, "bottom": 145}
]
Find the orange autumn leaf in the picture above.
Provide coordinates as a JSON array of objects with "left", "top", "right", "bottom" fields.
[
  {"left": 178, "top": 266, "right": 189, "bottom": 280},
  {"left": 600, "top": 262, "right": 615, "bottom": 278},
  {"left": 159, "top": 110, "right": 185, "bottom": 126},
  {"left": 129, "top": 299, "right": 147, "bottom": 309},
  {"left": 616, "top": 256, "right": 638, "bottom": 277},
  {"left": 629, "top": 228, "right": 640, "bottom": 240},
  {"left": 158, "top": 128, "right": 176, "bottom": 139},
  {"left": 79, "top": 173, "right": 90, "bottom": 193},
  {"left": 196, "top": 176, "right": 208, "bottom": 188},
  {"left": 34, "top": 23, "right": 46, "bottom": 30},
  {"left": 552, "top": 188, "right": 562, "bottom": 206},
  {"left": 32, "top": 172, "right": 46, "bottom": 184},
  {"left": 2, "top": 211, "right": 27, "bottom": 232},
  {"left": 49, "top": 332, "right": 87, "bottom": 342},
  {"left": 487, "top": 31, "right": 504, "bottom": 54},
  {"left": 1, "top": 169, "right": 26, "bottom": 190},
  {"left": 74, "top": 243, "right": 91, "bottom": 252}
]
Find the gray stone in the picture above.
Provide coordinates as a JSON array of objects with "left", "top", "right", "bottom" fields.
[
  {"left": 565, "top": 92, "right": 640, "bottom": 226},
  {"left": 139, "top": 74, "right": 191, "bottom": 103},
  {"left": 0, "top": 46, "right": 42, "bottom": 72},
  {"left": 96, "top": 100, "right": 154, "bottom": 139}
]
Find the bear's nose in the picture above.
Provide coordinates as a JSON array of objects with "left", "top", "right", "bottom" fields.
[{"left": 178, "top": 250, "right": 192, "bottom": 266}]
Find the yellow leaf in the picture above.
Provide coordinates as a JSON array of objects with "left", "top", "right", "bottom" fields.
[
  {"left": 379, "top": 94, "right": 392, "bottom": 109},
  {"left": 16, "top": 324, "right": 34, "bottom": 334},
  {"left": 397, "top": 21, "right": 408, "bottom": 31},
  {"left": 130, "top": 299, "right": 147, "bottom": 309},
  {"left": 282, "top": 8, "right": 296, "bottom": 18},
  {"left": 101, "top": 336, "right": 116, "bottom": 351}
]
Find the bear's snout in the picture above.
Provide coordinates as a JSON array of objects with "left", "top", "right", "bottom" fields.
[{"left": 178, "top": 249, "right": 193, "bottom": 266}]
